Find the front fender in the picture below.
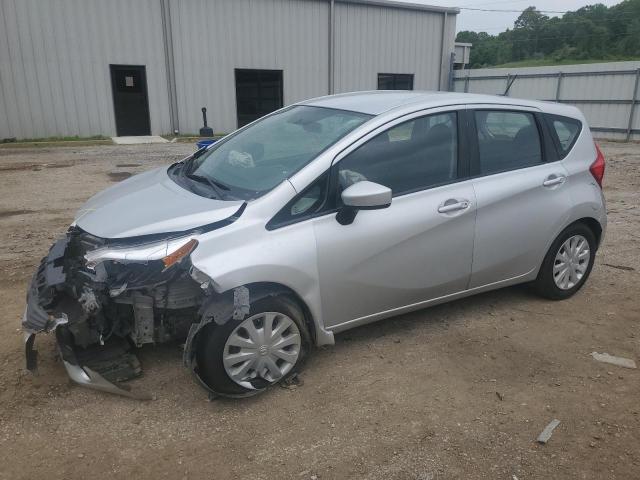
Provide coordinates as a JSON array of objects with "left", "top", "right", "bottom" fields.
[{"left": 189, "top": 215, "right": 333, "bottom": 347}]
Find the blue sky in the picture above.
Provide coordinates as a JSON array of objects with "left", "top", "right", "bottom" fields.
[{"left": 389, "top": 0, "right": 623, "bottom": 33}]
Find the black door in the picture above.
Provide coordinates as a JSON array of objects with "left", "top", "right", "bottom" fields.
[
  {"left": 110, "top": 65, "right": 151, "bottom": 136},
  {"left": 235, "top": 69, "right": 283, "bottom": 127}
]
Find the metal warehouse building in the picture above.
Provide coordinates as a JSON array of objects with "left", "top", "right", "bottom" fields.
[{"left": 0, "top": 0, "right": 458, "bottom": 140}]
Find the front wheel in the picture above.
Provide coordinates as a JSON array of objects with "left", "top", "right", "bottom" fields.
[
  {"left": 194, "top": 295, "right": 311, "bottom": 397},
  {"left": 534, "top": 223, "right": 597, "bottom": 300}
]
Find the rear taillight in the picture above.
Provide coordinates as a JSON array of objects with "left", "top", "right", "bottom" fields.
[{"left": 590, "top": 143, "right": 605, "bottom": 188}]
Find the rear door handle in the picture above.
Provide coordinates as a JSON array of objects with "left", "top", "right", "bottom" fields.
[
  {"left": 438, "top": 199, "right": 470, "bottom": 214},
  {"left": 543, "top": 175, "right": 566, "bottom": 187}
]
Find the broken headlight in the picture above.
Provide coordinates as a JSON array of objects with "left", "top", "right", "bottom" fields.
[{"left": 84, "top": 237, "right": 198, "bottom": 270}]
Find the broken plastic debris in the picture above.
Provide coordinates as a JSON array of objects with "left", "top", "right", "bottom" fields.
[
  {"left": 602, "top": 263, "right": 634, "bottom": 271},
  {"left": 232, "top": 286, "right": 250, "bottom": 320},
  {"left": 280, "top": 372, "right": 304, "bottom": 390},
  {"left": 63, "top": 361, "right": 153, "bottom": 400},
  {"left": 537, "top": 419, "right": 560, "bottom": 444},
  {"left": 591, "top": 352, "right": 637, "bottom": 369}
]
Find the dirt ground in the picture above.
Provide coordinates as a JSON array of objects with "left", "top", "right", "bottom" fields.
[{"left": 0, "top": 141, "right": 638, "bottom": 480}]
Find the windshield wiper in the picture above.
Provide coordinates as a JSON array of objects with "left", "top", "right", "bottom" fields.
[
  {"left": 186, "top": 173, "right": 229, "bottom": 200},
  {"left": 180, "top": 147, "right": 209, "bottom": 175}
]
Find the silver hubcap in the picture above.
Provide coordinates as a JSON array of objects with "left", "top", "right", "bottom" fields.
[
  {"left": 223, "top": 312, "right": 301, "bottom": 387},
  {"left": 553, "top": 234, "right": 590, "bottom": 290}
]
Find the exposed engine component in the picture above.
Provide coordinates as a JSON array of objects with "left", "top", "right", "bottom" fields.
[{"left": 131, "top": 294, "right": 154, "bottom": 346}]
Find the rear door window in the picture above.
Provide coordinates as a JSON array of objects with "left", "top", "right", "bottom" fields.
[
  {"left": 545, "top": 114, "right": 582, "bottom": 158},
  {"left": 474, "top": 110, "right": 542, "bottom": 175}
]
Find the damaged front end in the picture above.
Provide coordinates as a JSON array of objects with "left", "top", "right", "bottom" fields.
[{"left": 23, "top": 227, "right": 208, "bottom": 399}]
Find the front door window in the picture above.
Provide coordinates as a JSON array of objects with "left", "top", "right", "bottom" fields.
[{"left": 337, "top": 111, "right": 458, "bottom": 196}]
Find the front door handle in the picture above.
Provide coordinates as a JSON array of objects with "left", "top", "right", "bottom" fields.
[
  {"left": 438, "top": 199, "right": 470, "bottom": 214},
  {"left": 543, "top": 175, "right": 566, "bottom": 187}
]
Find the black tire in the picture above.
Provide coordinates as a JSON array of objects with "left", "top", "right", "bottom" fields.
[
  {"left": 534, "top": 222, "right": 597, "bottom": 300},
  {"left": 194, "top": 294, "right": 311, "bottom": 398}
]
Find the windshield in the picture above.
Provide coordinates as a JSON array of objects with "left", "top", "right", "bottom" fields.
[{"left": 186, "top": 106, "right": 371, "bottom": 200}]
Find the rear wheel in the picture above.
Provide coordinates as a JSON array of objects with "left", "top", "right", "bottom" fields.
[
  {"left": 195, "top": 295, "right": 311, "bottom": 397},
  {"left": 534, "top": 223, "right": 596, "bottom": 300}
]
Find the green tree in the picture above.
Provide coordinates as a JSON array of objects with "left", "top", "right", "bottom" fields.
[
  {"left": 513, "top": 7, "right": 550, "bottom": 58},
  {"left": 455, "top": 0, "right": 640, "bottom": 67}
]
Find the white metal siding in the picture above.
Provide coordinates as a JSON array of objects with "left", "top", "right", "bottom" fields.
[
  {"left": 454, "top": 43, "right": 470, "bottom": 66},
  {"left": 0, "top": 0, "right": 171, "bottom": 140},
  {"left": 169, "top": 0, "right": 330, "bottom": 134},
  {"left": 0, "top": 0, "right": 457, "bottom": 140},
  {"left": 453, "top": 61, "right": 640, "bottom": 141},
  {"left": 333, "top": 2, "right": 452, "bottom": 93}
]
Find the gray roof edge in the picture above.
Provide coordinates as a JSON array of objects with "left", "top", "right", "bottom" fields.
[{"left": 336, "top": 0, "right": 460, "bottom": 15}]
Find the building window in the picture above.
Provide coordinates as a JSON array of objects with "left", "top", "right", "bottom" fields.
[
  {"left": 235, "top": 69, "right": 283, "bottom": 127},
  {"left": 377, "top": 73, "right": 414, "bottom": 90}
]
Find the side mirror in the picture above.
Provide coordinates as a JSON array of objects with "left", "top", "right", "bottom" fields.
[{"left": 336, "top": 181, "right": 392, "bottom": 225}]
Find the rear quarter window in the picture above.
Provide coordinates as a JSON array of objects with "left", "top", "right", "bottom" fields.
[{"left": 545, "top": 114, "right": 582, "bottom": 158}]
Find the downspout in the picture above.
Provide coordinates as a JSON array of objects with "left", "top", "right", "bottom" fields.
[
  {"left": 447, "top": 51, "right": 455, "bottom": 92},
  {"left": 160, "top": 0, "right": 179, "bottom": 134},
  {"left": 438, "top": 11, "right": 448, "bottom": 91},
  {"left": 328, "top": 0, "right": 335, "bottom": 94}
]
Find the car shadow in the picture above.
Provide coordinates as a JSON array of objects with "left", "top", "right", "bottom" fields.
[
  {"left": 328, "top": 283, "right": 544, "bottom": 347},
  {"left": 133, "top": 282, "right": 548, "bottom": 403}
]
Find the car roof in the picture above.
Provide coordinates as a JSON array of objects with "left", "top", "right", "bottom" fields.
[{"left": 301, "top": 91, "right": 579, "bottom": 118}]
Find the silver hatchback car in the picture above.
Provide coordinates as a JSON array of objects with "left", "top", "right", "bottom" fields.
[{"left": 23, "top": 92, "right": 606, "bottom": 398}]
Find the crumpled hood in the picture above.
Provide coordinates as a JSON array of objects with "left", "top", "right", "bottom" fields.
[{"left": 74, "top": 166, "right": 244, "bottom": 239}]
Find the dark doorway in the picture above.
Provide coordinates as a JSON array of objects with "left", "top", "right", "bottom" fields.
[
  {"left": 110, "top": 65, "right": 151, "bottom": 136},
  {"left": 377, "top": 73, "right": 414, "bottom": 90},
  {"left": 235, "top": 69, "right": 283, "bottom": 127}
]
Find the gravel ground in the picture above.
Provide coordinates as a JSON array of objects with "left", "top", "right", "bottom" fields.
[{"left": 0, "top": 141, "right": 638, "bottom": 480}]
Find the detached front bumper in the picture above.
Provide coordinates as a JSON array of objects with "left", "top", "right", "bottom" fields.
[
  {"left": 24, "top": 287, "right": 151, "bottom": 400},
  {"left": 56, "top": 328, "right": 151, "bottom": 400},
  {"left": 24, "top": 328, "right": 150, "bottom": 400},
  {"left": 23, "top": 236, "right": 71, "bottom": 372},
  {"left": 22, "top": 238, "right": 151, "bottom": 400},
  {"left": 23, "top": 237, "right": 69, "bottom": 332}
]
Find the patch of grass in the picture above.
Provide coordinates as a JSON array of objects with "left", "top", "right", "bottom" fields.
[
  {"left": 161, "top": 133, "right": 228, "bottom": 143},
  {"left": 160, "top": 133, "right": 199, "bottom": 139},
  {"left": 2, "top": 134, "right": 109, "bottom": 143},
  {"left": 0, "top": 135, "right": 113, "bottom": 149}
]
